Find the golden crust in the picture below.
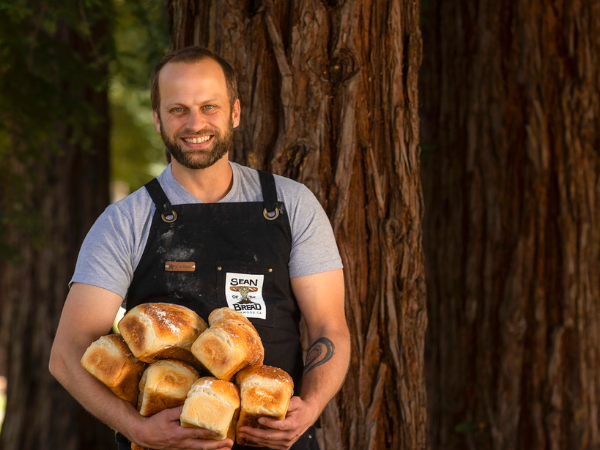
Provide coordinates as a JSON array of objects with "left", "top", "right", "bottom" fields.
[
  {"left": 118, "top": 303, "right": 208, "bottom": 366},
  {"left": 180, "top": 377, "right": 240, "bottom": 441},
  {"left": 235, "top": 365, "right": 294, "bottom": 447},
  {"left": 191, "top": 309, "right": 264, "bottom": 381},
  {"left": 235, "top": 364, "right": 293, "bottom": 389},
  {"left": 137, "top": 359, "right": 199, "bottom": 417},
  {"left": 208, "top": 307, "right": 253, "bottom": 327},
  {"left": 81, "top": 334, "right": 147, "bottom": 406}
]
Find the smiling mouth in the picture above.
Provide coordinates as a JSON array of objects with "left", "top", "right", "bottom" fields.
[{"left": 181, "top": 135, "right": 213, "bottom": 144}]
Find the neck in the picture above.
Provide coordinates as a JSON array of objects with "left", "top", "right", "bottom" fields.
[{"left": 170, "top": 156, "right": 233, "bottom": 203}]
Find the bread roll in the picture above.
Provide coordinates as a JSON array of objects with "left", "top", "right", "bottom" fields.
[
  {"left": 191, "top": 308, "right": 264, "bottom": 381},
  {"left": 235, "top": 365, "right": 294, "bottom": 446},
  {"left": 80, "top": 334, "right": 146, "bottom": 406},
  {"left": 118, "top": 303, "right": 207, "bottom": 368},
  {"left": 137, "top": 359, "right": 199, "bottom": 417},
  {"left": 208, "top": 307, "right": 255, "bottom": 327},
  {"left": 180, "top": 377, "right": 240, "bottom": 441}
]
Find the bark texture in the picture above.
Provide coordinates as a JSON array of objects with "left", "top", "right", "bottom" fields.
[
  {"left": 421, "top": 0, "right": 600, "bottom": 449},
  {"left": 168, "top": 0, "right": 428, "bottom": 448},
  {"left": 0, "top": 15, "right": 114, "bottom": 450}
]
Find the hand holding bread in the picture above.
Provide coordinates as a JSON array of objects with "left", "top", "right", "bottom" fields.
[
  {"left": 81, "top": 304, "right": 294, "bottom": 448},
  {"left": 235, "top": 365, "right": 294, "bottom": 447}
]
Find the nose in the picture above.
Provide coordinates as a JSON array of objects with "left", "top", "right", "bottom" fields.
[{"left": 186, "top": 109, "right": 207, "bottom": 131}]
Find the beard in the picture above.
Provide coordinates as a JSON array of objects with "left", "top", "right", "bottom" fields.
[{"left": 160, "top": 117, "right": 234, "bottom": 170}]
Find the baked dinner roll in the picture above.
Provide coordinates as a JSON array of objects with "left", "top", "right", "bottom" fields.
[
  {"left": 234, "top": 365, "right": 294, "bottom": 446},
  {"left": 137, "top": 359, "right": 199, "bottom": 417},
  {"left": 191, "top": 307, "right": 264, "bottom": 381},
  {"left": 180, "top": 377, "right": 240, "bottom": 441},
  {"left": 118, "top": 303, "right": 207, "bottom": 368},
  {"left": 208, "top": 307, "right": 255, "bottom": 326},
  {"left": 80, "top": 334, "right": 147, "bottom": 406}
]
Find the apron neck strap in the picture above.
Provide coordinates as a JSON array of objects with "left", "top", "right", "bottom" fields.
[
  {"left": 144, "top": 178, "right": 174, "bottom": 217},
  {"left": 258, "top": 170, "right": 278, "bottom": 212}
]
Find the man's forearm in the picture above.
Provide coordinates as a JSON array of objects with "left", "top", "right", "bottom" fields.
[
  {"left": 49, "top": 344, "right": 143, "bottom": 440},
  {"left": 299, "top": 327, "right": 351, "bottom": 416}
]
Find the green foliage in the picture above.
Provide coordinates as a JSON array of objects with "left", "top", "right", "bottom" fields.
[
  {"left": 0, "top": 0, "right": 170, "bottom": 261},
  {"left": 0, "top": 0, "right": 114, "bottom": 261},
  {"left": 110, "top": 0, "right": 169, "bottom": 194}
]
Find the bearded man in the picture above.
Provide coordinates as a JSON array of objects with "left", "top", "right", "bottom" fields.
[{"left": 49, "top": 46, "right": 350, "bottom": 450}]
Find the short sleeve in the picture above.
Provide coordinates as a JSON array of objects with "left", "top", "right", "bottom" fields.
[
  {"left": 288, "top": 185, "right": 343, "bottom": 278},
  {"left": 70, "top": 204, "right": 135, "bottom": 299}
]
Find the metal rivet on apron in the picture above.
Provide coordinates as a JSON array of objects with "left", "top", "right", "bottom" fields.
[
  {"left": 161, "top": 210, "right": 178, "bottom": 223},
  {"left": 263, "top": 207, "right": 280, "bottom": 220},
  {"left": 268, "top": 268, "right": 273, "bottom": 272},
  {"left": 217, "top": 266, "right": 222, "bottom": 271},
  {"left": 309, "top": 435, "right": 312, "bottom": 439}
]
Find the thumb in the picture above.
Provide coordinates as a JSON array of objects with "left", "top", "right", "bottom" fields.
[
  {"left": 159, "top": 405, "right": 184, "bottom": 421},
  {"left": 287, "top": 396, "right": 303, "bottom": 412}
]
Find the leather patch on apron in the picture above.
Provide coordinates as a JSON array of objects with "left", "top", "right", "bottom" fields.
[{"left": 164, "top": 261, "right": 196, "bottom": 272}]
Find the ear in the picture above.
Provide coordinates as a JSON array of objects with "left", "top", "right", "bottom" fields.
[
  {"left": 152, "top": 110, "right": 161, "bottom": 133},
  {"left": 231, "top": 99, "right": 241, "bottom": 128}
]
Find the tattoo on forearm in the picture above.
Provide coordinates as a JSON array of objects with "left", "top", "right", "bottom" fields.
[{"left": 304, "top": 337, "right": 335, "bottom": 374}]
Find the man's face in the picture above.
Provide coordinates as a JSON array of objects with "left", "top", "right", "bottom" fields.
[{"left": 153, "top": 59, "right": 240, "bottom": 170}]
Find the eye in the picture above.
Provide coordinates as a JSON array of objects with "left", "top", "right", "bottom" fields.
[
  {"left": 203, "top": 105, "right": 214, "bottom": 110},
  {"left": 171, "top": 107, "right": 184, "bottom": 113}
]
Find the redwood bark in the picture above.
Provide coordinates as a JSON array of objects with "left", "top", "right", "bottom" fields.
[
  {"left": 0, "top": 12, "right": 113, "bottom": 450},
  {"left": 168, "top": 0, "right": 428, "bottom": 449},
  {"left": 421, "top": 1, "right": 600, "bottom": 449}
]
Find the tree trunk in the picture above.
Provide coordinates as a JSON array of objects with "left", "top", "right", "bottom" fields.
[
  {"left": 421, "top": 0, "right": 600, "bottom": 449},
  {"left": 0, "top": 5, "right": 114, "bottom": 450},
  {"left": 168, "top": 0, "right": 428, "bottom": 449}
]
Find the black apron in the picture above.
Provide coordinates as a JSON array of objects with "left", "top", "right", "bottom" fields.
[{"left": 116, "top": 171, "right": 319, "bottom": 450}]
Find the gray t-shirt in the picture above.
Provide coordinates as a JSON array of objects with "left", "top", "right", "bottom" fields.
[{"left": 71, "top": 162, "right": 343, "bottom": 300}]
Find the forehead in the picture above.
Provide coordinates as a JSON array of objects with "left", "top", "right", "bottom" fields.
[{"left": 158, "top": 59, "right": 228, "bottom": 105}]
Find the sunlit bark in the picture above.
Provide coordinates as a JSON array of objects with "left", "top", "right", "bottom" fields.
[{"left": 168, "top": 0, "right": 428, "bottom": 448}]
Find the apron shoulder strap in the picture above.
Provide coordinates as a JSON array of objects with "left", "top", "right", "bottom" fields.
[
  {"left": 257, "top": 170, "right": 279, "bottom": 213},
  {"left": 144, "top": 178, "right": 174, "bottom": 217}
]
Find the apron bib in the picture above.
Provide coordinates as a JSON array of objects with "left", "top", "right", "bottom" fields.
[{"left": 116, "top": 170, "right": 318, "bottom": 450}]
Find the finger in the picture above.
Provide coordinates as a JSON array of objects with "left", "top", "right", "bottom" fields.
[
  {"left": 238, "top": 425, "right": 291, "bottom": 442},
  {"left": 177, "top": 438, "right": 234, "bottom": 449},
  {"left": 175, "top": 427, "right": 219, "bottom": 440},
  {"left": 257, "top": 417, "right": 293, "bottom": 430},
  {"left": 155, "top": 405, "right": 185, "bottom": 422},
  {"left": 236, "top": 432, "right": 287, "bottom": 450},
  {"left": 286, "top": 396, "right": 303, "bottom": 411}
]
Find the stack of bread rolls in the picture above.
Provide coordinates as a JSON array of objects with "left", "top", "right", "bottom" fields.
[{"left": 80, "top": 304, "right": 294, "bottom": 449}]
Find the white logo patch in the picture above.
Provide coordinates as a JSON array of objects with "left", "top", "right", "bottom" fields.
[{"left": 225, "top": 272, "right": 266, "bottom": 320}]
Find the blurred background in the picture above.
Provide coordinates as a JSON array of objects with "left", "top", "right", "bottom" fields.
[
  {"left": 1, "top": 0, "right": 599, "bottom": 449},
  {"left": 0, "top": 0, "right": 169, "bottom": 443}
]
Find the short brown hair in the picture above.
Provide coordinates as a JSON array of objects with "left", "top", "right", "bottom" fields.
[{"left": 150, "top": 46, "right": 238, "bottom": 113}]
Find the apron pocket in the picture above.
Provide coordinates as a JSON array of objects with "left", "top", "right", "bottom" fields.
[{"left": 216, "top": 264, "right": 277, "bottom": 328}]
